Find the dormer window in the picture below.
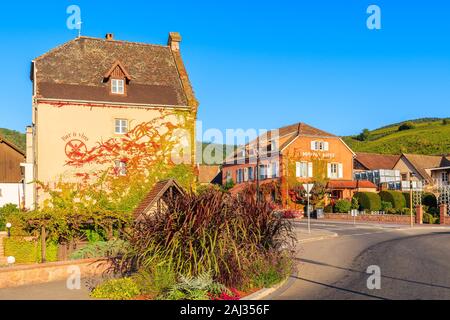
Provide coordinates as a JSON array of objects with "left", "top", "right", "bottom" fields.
[
  {"left": 103, "top": 60, "right": 132, "bottom": 96},
  {"left": 111, "top": 79, "right": 125, "bottom": 94}
]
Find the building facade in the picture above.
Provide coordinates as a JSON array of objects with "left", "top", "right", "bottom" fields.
[
  {"left": 24, "top": 33, "right": 198, "bottom": 209},
  {"left": 222, "top": 122, "right": 357, "bottom": 205},
  {"left": 0, "top": 136, "right": 25, "bottom": 207}
]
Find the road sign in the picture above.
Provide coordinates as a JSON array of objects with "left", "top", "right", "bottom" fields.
[{"left": 303, "top": 184, "right": 314, "bottom": 193}]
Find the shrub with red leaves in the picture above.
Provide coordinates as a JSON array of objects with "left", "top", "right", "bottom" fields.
[{"left": 208, "top": 288, "right": 241, "bottom": 300}]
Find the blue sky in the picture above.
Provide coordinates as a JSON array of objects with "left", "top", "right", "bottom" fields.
[{"left": 0, "top": 0, "right": 449, "bottom": 137}]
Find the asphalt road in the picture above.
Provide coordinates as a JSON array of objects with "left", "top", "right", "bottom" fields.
[{"left": 269, "top": 220, "right": 450, "bottom": 300}]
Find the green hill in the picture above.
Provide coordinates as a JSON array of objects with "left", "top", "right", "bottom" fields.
[
  {"left": 0, "top": 128, "right": 26, "bottom": 152},
  {"left": 343, "top": 118, "right": 450, "bottom": 155}
]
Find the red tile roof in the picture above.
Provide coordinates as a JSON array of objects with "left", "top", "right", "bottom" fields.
[
  {"left": 133, "top": 179, "right": 184, "bottom": 218},
  {"left": 355, "top": 153, "right": 400, "bottom": 170},
  {"left": 33, "top": 36, "right": 189, "bottom": 107}
]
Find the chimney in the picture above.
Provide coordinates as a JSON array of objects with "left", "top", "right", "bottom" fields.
[
  {"left": 105, "top": 33, "right": 114, "bottom": 41},
  {"left": 168, "top": 32, "right": 182, "bottom": 51}
]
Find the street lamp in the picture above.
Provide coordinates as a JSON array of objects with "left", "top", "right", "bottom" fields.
[
  {"left": 5, "top": 223, "right": 11, "bottom": 238},
  {"left": 7, "top": 256, "right": 15, "bottom": 266},
  {"left": 409, "top": 173, "right": 415, "bottom": 228}
]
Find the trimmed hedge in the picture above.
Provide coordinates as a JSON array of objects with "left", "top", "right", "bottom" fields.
[
  {"left": 354, "top": 192, "right": 381, "bottom": 211},
  {"left": 334, "top": 200, "right": 352, "bottom": 213},
  {"left": 3, "top": 237, "right": 58, "bottom": 264},
  {"left": 379, "top": 191, "right": 406, "bottom": 210},
  {"left": 422, "top": 193, "right": 437, "bottom": 208},
  {"left": 403, "top": 193, "right": 412, "bottom": 208}
]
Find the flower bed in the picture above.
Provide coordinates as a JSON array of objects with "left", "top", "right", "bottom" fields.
[{"left": 89, "top": 186, "right": 295, "bottom": 300}]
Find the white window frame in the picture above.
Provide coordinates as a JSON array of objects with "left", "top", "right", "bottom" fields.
[
  {"left": 329, "top": 163, "right": 339, "bottom": 179},
  {"left": 111, "top": 79, "right": 125, "bottom": 94},
  {"left": 442, "top": 171, "right": 449, "bottom": 184},
  {"left": 296, "top": 162, "right": 308, "bottom": 178},
  {"left": 115, "top": 119, "right": 128, "bottom": 135}
]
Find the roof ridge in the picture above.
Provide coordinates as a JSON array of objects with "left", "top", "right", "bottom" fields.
[
  {"left": 78, "top": 36, "right": 170, "bottom": 49},
  {"left": 34, "top": 36, "right": 170, "bottom": 62}
]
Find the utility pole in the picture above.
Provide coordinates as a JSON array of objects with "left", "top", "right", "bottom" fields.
[
  {"left": 256, "top": 137, "right": 260, "bottom": 203},
  {"left": 409, "top": 176, "right": 414, "bottom": 228}
]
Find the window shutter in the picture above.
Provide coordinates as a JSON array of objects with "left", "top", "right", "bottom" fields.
[
  {"left": 311, "top": 141, "right": 316, "bottom": 151},
  {"left": 308, "top": 162, "right": 313, "bottom": 178},
  {"left": 338, "top": 163, "right": 344, "bottom": 178},
  {"left": 324, "top": 142, "right": 329, "bottom": 151},
  {"left": 327, "top": 163, "right": 331, "bottom": 178},
  {"left": 296, "top": 162, "right": 301, "bottom": 177}
]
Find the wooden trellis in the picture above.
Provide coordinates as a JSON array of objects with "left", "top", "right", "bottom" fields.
[{"left": 438, "top": 185, "right": 450, "bottom": 215}]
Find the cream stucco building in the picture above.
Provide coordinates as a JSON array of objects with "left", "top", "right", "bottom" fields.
[{"left": 24, "top": 33, "right": 198, "bottom": 209}]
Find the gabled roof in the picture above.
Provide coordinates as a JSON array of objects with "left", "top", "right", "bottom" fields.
[
  {"left": 197, "top": 165, "right": 221, "bottom": 184},
  {"left": 398, "top": 153, "right": 449, "bottom": 182},
  {"left": 133, "top": 179, "right": 185, "bottom": 218},
  {"left": 0, "top": 134, "right": 25, "bottom": 156},
  {"left": 278, "top": 122, "right": 336, "bottom": 139},
  {"left": 32, "top": 36, "right": 191, "bottom": 107},
  {"left": 103, "top": 60, "right": 132, "bottom": 81},
  {"left": 355, "top": 152, "right": 401, "bottom": 170},
  {"left": 225, "top": 122, "right": 343, "bottom": 164}
]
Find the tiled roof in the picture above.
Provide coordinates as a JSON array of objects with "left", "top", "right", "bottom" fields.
[
  {"left": 0, "top": 135, "right": 25, "bottom": 156},
  {"left": 33, "top": 36, "right": 189, "bottom": 106},
  {"left": 355, "top": 153, "right": 400, "bottom": 170},
  {"left": 133, "top": 179, "right": 184, "bottom": 218},
  {"left": 225, "top": 122, "right": 338, "bottom": 164},
  {"left": 277, "top": 122, "right": 336, "bottom": 139},
  {"left": 197, "top": 165, "right": 221, "bottom": 184},
  {"left": 401, "top": 154, "right": 448, "bottom": 182}
]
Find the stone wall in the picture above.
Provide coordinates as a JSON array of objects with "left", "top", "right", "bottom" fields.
[
  {"left": 324, "top": 213, "right": 412, "bottom": 224},
  {"left": 0, "top": 258, "right": 109, "bottom": 289}
]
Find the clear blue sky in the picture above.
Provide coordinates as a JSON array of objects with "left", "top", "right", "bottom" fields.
[{"left": 0, "top": 0, "right": 449, "bottom": 137}]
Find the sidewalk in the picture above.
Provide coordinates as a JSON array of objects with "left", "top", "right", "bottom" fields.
[
  {"left": 0, "top": 279, "right": 93, "bottom": 300},
  {"left": 295, "top": 227, "right": 338, "bottom": 243}
]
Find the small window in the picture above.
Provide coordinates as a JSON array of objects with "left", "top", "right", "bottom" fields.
[
  {"left": 114, "top": 160, "right": 127, "bottom": 176},
  {"left": 111, "top": 79, "right": 125, "bottom": 94},
  {"left": 115, "top": 119, "right": 128, "bottom": 134}
]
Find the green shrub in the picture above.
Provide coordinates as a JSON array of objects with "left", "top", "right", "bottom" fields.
[
  {"left": 422, "top": 193, "right": 437, "bottom": 208},
  {"left": 70, "top": 240, "right": 128, "bottom": 260},
  {"left": 381, "top": 201, "right": 393, "bottom": 211},
  {"left": 354, "top": 192, "right": 381, "bottom": 211},
  {"left": 334, "top": 200, "right": 352, "bottom": 213},
  {"left": 324, "top": 205, "right": 333, "bottom": 213},
  {"left": 3, "top": 237, "right": 58, "bottom": 264},
  {"left": 423, "top": 212, "right": 439, "bottom": 224},
  {"left": 132, "top": 263, "right": 177, "bottom": 297},
  {"left": 162, "top": 272, "right": 226, "bottom": 301},
  {"left": 247, "top": 253, "right": 292, "bottom": 290},
  {"left": 403, "top": 192, "right": 413, "bottom": 208},
  {"left": 379, "top": 191, "right": 406, "bottom": 209},
  {"left": 0, "top": 205, "right": 25, "bottom": 234},
  {"left": 398, "top": 122, "right": 415, "bottom": 131},
  {"left": 91, "top": 278, "right": 141, "bottom": 300},
  {"left": 351, "top": 197, "right": 359, "bottom": 210}
]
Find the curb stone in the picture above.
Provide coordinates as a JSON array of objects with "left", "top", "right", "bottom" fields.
[
  {"left": 241, "top": 277, "right": 289, "bottom": 301},
  {"left": 296, "top": 232, "right": 338, "bottom": 244}
]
